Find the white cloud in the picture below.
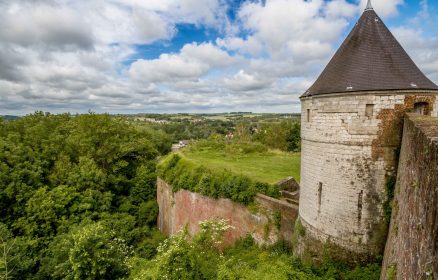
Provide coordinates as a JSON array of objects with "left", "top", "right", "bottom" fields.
[
  {"left": 393, "top": 26, "right": 438, "bottom": 81},
  {"left": 1, "top": 0, "right": 435, "bottom": 115},
  {"left": 358, "top": 0, "right": 404, "bottom": 17},
  {"left": 238, "top": 0, "right": 350, "bottom": 58},
  {"left": 0, "top": 3, "right": 93, "bottom": 50},
  {"left": 224, "top": 70, "right": 273, "bottom": 91},
  {"left": 130, "top": 54, "right": 209, "bottom": 83},
  {"left": 112, "top": 0, "right": 228, "bottom": 27},
  {"left": 326, "top": 0, "right": 358, "bottom": 18},
  {"left": 129, "top": 43, "right": 236, "bottom": 83}
]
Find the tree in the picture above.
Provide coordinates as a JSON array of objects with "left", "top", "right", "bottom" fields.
[
  {"left": 0, "top": 224, "right": 15, "bottom": 280},
  {"left": 67, "top": 222, "right": 132, "bottom": 280},
  {"left": 0, "top": 113, "right": 168, "bottom": 278},
  {"left": 286, "top": 122, "right": 301, "bottom": 152}
]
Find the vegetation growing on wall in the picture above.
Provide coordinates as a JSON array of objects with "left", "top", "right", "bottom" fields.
[
  {"left": 130, "top": 219, "right": 381, "bottom": 280},
  {"left": 384, "top": 175, "right": 397, "bottom": 223},
  {"left": 158, "top": 152, "right": 280, "bottom": 205}
]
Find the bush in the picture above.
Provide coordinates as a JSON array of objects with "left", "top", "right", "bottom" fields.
[
  {"left": 129, "top": 219, "right": 381, "bottom": 280},
  {"left": 130, "top": 220, "right": 231, "bottom": 280}
]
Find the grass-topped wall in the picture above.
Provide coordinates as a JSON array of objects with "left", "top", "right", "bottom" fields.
[{"left": 157, "top": 153, "right": 280, "bottom": 205}]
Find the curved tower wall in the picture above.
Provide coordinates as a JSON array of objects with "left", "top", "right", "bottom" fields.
[{"left": 299, "top": 91, "right": 438, "bottom": 255}]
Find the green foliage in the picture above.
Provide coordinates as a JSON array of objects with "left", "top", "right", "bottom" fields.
[
  {"left": 386, "top": 264, "right": 397, "bottom": 280},
  {"left": 138, "top": 201, "right": 159, "bottom": 227},
  {"left": 158, "top": 153, "right": 280, "bottom": 204},
  {"left": 0, "top": 113, "right": 169, "bottom": 278},
  {"left": 0, "top": 223, "right": 37, "bottom": 280},
  {"left": 254, "top": 120, "right": 301, "bottom": 152},
  {"left": 1, "top": 113, "right": 381, "bottom": 279},
  {"left": 273, "top": 210, "right": 282, "bottom": 230},
  {"left": 286, "top": 122, "right": 301, "bottom": 152},
  {"left": 295, "top": 219, "right": 306, "bottom": 237},
  {"left": 292, "top": 219, "right": 306, "bottom": 249},
  {"left": 130, "top": 220, "right": 232, "bottom": 280},
  {"left": 130, "top": 219, "right": 381, "bottom": 280},
  {"left": 224, "top": 141, "right": 268, "bottom": 154},
  {"left": 384, "top": 175, "right": 397, "bottom": 223},
  {"left": 0, "top": 223, "right": 13, "bottom": 280},
  {"left": 141, "top": 118, "right": 234, "bottom": 143},
  {"left": 68, "top": 222, "right": 132, "bottom": 279},
  {"left": 38, "top": 221, "right": 134, "bottom": 280},
  {"left": 342, "top": 263, "right": 382, "bottom": 280},
  {"left": 181, "top": 139, "right": 301, "bottom": 183}
]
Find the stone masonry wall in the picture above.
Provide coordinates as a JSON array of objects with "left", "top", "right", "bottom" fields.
[
  {"left": 381, "top": 114, "right": 438, "bottom": 280},
  {"left": 299, "top": 91, "right": 438, "bottom": 257},
  {"left": 157, "top": 178, "right": 299, "bottom": 246}
]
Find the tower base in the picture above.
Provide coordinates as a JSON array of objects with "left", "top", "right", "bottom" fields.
[{"left": 293, "top": 217, "right": 384, "bottom": 266}]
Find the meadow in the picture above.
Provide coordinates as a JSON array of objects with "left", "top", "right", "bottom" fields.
[{"left": 181, "top": 145, "right": 301, "bottom": 184}]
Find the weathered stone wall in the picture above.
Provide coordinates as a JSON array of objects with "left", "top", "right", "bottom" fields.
[
  {"left": 299, "top": 91, "right": 438, "bottom": 258},
  {"left": 157, "top": 178, "right": 299, "bottom": 245},
  {"left": 381, "top": 114, "right": 438, "bottom": 280}
]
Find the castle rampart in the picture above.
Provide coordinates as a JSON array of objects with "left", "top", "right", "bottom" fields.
[
  {"left": 381, "top": 114, "right": 438, "bottom": 280},
  {"left": 157, "top": 177, "right": 299, "bottom": 246}
]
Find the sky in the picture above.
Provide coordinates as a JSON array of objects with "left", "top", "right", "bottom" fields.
[{"left": 1, "top": 0, "right": 438, "bottom": 115}]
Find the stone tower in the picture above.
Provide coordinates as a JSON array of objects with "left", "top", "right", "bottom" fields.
[{"left": 299, "top": 1, "right": 438, "bottom": 260}]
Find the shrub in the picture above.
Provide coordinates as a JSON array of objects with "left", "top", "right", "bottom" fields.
[{"left": 273, "top": 210, "right": 282, "bottom": 230}]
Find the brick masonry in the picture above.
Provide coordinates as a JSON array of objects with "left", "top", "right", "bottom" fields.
[
  {"left": 157, "top": 178, "right": 299, "bottom": 245},
  {"left": 299, "top": 91, "right": 438, "bottom": 257},
  {"left": 381, "top": 114, "right": 438, "bottom": 280}
]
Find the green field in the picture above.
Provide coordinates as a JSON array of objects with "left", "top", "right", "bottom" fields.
[{"left": 181, "top": 148, "right": 300, "bottom": 184}]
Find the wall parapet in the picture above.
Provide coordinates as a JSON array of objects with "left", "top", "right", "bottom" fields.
[
  {"left": 157, "top": 177, "right": 299, "bottom": 246},
  {"left": 381, "top": 113, "right": 438, "bottom": 280}
]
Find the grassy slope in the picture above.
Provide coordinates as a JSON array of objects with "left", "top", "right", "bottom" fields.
[{"left": 181, "top": 148, "right": 300, "bottom": 184}]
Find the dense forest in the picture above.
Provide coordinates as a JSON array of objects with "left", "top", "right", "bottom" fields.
[
  {"left": 0, "top": 113, "right": 170, "bottom": 279},
  {"left": 0, "top": 113, "right": 380, "bottom": 279}
]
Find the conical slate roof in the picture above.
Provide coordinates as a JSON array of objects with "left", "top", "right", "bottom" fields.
[{"left": 302, "top": 4, "right": 438, "bottom": 97}]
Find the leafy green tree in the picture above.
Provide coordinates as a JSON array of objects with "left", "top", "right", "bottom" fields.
[
  {"left": 15, "top": 186, "right": 80, "bottom": 238},
  {"left": 286, "top": 122, "right": 301, "bottom": 152},
  {"left": 0, "top": 223, "right": 15, "bottom": 280},
  {"left": 39, "top": 222, "right": 132, "bottom": 280},
  {"left": 68, "top": 222, "right": 132, "bottom": 279},
  {"left": 254, "top": 120, "right": 301, "bottom": 152},
  {"left": 0, "top": 113, "right": 169, "bottom": 278}
]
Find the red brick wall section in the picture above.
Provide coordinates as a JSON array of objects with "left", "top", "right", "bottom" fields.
[
  {"left": 157, "top": 178, "right": 299, "bottom": 246},
  {"left": 381, "top": 114, "right": 438, "bottom": 280}
]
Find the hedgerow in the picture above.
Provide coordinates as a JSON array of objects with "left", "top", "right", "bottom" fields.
[{"left": 157, "top": 153, "right": 280, "bottom": 204}]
